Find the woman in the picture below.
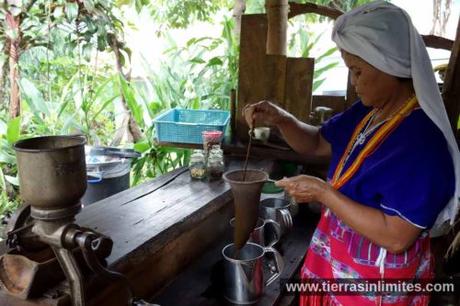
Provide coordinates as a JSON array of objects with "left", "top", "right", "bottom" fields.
[{"left": 243, "top": 2, "right": 459, "bottom": 305}]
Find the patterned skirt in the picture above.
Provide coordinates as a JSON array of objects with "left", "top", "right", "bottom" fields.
[{"left": 299, "top": 210, "right": 433, "bottom": 306}]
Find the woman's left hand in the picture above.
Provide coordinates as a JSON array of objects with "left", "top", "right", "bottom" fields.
[{"left": 275, "top": 175, "right": 332, "bottom": 203}]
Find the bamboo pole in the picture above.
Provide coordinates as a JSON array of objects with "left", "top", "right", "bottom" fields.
[{"left": 265, "top": 0, "right": 288, "bottom": 55}]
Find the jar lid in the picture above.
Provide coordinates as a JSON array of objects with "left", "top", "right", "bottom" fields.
[
  {"left": 202, "top": 130, "right": 222, "bottom": 137},
  {"left": 207, "top": 154, "right": 222, "bottom": 161},
  {"left": 202, "top": 130, "right": 223, "bottom": 141},
  {"left": 209, "top": 148, "right": 223, "bottom": 156},
  {"left": 191, "top": 152, "right": 205, "bottom": 162}
]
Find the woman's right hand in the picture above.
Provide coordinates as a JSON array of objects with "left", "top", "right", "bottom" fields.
[{"left": 242, "top": 100, "right": 290, "bottom": 129}]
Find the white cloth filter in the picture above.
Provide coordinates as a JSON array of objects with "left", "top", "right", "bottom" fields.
[{"left": 331, "top": 1, "right": 460, "bottom": 236}]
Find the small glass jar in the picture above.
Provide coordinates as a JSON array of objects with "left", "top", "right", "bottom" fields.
[
  {"left": 209, "top": 145, "right": 224, "bottom": 158},
  {"left": 202, "top": 130, "right": 223, "bottom": 153},
  {"left": 207, "top": 153, "right": 224, "bottom": 180},
  {"left": 190, "top": 150, "right": 206, "bottom": 180}
]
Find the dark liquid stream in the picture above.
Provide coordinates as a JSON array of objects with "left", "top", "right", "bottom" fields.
[
  {"left": 242, "top": 130, "right": 253, "bottom": 182},
  {"left": 237, "top": 130, "right": 253, "bottom": 255}
]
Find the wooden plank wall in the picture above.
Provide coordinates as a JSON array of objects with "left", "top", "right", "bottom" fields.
[
  {"left": 236, "top": 14, "right": 314, "bottom": 142},
  {"left": 285, "top": 57, "right": 315, "bottom": 122},
  {"left": 237, "top": 14, "right": 270, "bottom": 142}
]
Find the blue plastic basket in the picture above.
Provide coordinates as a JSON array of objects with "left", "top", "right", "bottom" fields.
[{"left": 152, "top": 108, "right": 230, "bottom": 144}]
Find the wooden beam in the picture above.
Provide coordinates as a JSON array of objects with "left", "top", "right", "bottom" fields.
[
  {"left": 266, "top": 0, "right": 288, "bottom": 55},
  {"left": 287, "top": 2, "right": 453, "bottom": 51},
  {"left": 288, "top": 2, "right": 343, "bottom": 20},
  {"left": 442, "top": 18, "right": 460, "bottom": 135},
  {"left": 422, "top": 35, "right": 454, "bottom": 50}
]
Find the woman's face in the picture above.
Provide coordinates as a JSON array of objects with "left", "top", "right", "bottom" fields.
[{"left": 341, "top": 51, "right": 401, "bottom": 108}]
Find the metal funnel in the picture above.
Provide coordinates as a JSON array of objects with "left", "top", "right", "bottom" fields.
[
  {"left": 223, "top": 169, "right": 268, "bottom": 249},
  {"left": 14, "top": 136, "right": 87, "bottom": 220}
]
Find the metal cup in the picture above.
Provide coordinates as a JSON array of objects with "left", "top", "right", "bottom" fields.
[
  {"left": 259, "top": 198, "right": 293, "bottom": 236},
  {"left": 222, "top": 242, "right": 284, "bottom": 304},
  {"left": 229, "top": 217, "right": 281, "bottom": 248}
]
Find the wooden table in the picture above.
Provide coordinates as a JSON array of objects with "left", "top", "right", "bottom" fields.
[
  {"left": 152, "top": 207, "right": 318, "bottom": 306},
  {"left": 78, "top": 158, "right": 278, "bottom": 305},
  {"left": 0, "top": 157, "right": 320, "bottom": 306}
]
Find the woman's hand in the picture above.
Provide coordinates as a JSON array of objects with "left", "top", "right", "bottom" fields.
[
  {"left": 242, "top": 100, "right": 291, "bottom": 129},
  {"left": 277, "top": 176, "right": 421, "bottom": 254},
  {"left": 275, "top": 175, "right": 332, "bottom": 204}
]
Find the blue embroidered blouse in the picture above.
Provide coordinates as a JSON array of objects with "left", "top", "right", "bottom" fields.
[{"left": 320, "top": 100, "right": 455, "bottom": 229}]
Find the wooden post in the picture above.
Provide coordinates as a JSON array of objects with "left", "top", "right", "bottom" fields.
[
  {"left": 232, "top": 0, "right": 246, "bottom": 37},
  {"left": 442, "top": 17, "right": 460, "bottom": 137},
  {"left": 265, "top": 0, "right": 288, "bottom": 55}
]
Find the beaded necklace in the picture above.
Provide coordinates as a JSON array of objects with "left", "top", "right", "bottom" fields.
[
  {"left": 331, "top": 96, "right": 418, "bottom": 189},
  {"left": 344, "top": 110, "right": 388, "bottom": 168}
]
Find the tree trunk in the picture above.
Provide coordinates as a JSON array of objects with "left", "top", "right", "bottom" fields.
[
  {"left": 110, "top": 36, "right": 143, "bottom": 145},
  {"left": 8, "top": 41, "right": 20, "bottom": 119},
  {"left": 431, "top": 0, "right": 452, "bottom": 36},
  {"left": 431, "top": 0, "right": 441, "bottom": 35},
  {"left": 5, "top": 12, "right": 21, "bottom": 118},
  {"left": 232, "top": 0, "right": 246, "bottom": 37},
  {"left": 441, "top": 0, "right": 452, "bottom": 36},
  {"left": 265, "top": 0, "right": 288, "bottom": 55},
  {"left": 0, "top": 53, "right": 10, "bottom": 112}
]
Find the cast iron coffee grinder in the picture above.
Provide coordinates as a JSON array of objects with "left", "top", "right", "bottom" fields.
[{"left": 0, "top": 136, "right": 149, "bottom": 306}]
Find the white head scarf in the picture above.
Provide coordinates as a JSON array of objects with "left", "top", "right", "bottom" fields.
[{"left": 332, "top": 1, "right": 460, "bottom": 236}]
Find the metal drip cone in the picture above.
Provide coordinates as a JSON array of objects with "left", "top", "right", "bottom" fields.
[{"left": 223, "top": 169, "right": 268, "bottom": 249}]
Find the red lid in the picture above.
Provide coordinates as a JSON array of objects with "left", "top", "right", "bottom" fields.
[{"left": 202, "top": 130, "right": 223, "bottom": 138}]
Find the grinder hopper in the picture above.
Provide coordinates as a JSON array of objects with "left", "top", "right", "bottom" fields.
[{"left": 13, "top": 135, "right": 87, "bottom": 220}]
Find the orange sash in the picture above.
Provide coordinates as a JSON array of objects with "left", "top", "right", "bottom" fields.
[{"left": 331, "top": 97, "right": 418, "bottom": 189}]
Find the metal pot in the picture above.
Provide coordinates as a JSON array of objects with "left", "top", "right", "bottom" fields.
[{"left": 14, "top": 136, "right": 87, "bottom": 216}]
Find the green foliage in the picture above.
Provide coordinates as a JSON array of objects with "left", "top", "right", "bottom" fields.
[
  {"left": 245, "top": 0, "right": 267, "bottom": 14},
  {"left": 115, "top": 72, "right": 193, "bottom": 184},
  {"left": 0, "top": 0, "right": 343, "bottom": 217},
  {"left": 288, "top": 19, "right": 339, "bottom": 92},
  {"left": 116, "top": 0, "right": 233, "bottom": 31},
  {"left": 131, "top": 136, "right": 191, "bottom": 185},
  {"left": 312, "top": 0, "right": 375, "bottom": 11},
  {"left": 0, "top": 115, "right": 19, "bottom": 218}
]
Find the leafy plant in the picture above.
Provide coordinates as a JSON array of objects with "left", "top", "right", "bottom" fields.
[
  {"left": 0, "top": 115, "right": 20, "bottom": 217},
  {"left": 0, "top": 0, "right": 345, "bottom": 217},
  {"left": 288, "top": 17, "right": 339, "bottom": 92},
  {"left": 118, "top": 0, "right": 233, "bottom": 32},
  {"left": 115, "top": 73, "right": 191, "bottom": 184}
]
